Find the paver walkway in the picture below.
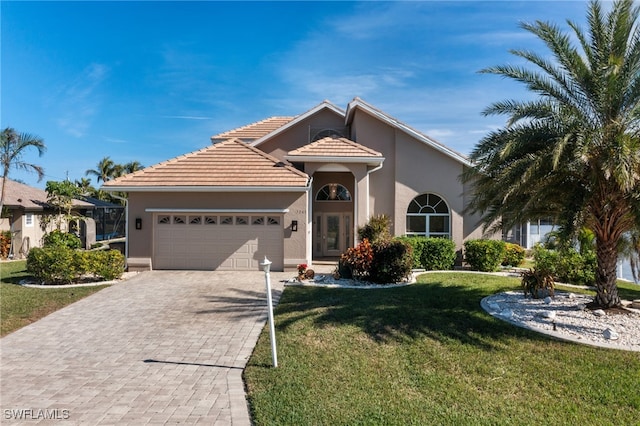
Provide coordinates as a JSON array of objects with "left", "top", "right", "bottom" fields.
[{"left": 0, "top": 270, "right": 288, "bottom": 425}]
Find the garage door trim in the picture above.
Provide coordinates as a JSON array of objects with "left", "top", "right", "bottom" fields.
[{"left": 146, "top": 208, "right": 289, "bottom": 213}]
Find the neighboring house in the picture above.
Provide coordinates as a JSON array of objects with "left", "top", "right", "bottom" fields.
[
  {"left": 102, "top": 98, "right": 491, "bottom": 272},
  {"left": 0, "top": 178, "right": 117, "bottom": 258},
  {"left": 504, "top": 219, "right": 558, "bottom": 250}
]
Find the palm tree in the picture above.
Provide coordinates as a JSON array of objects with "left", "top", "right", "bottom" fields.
[
  {"left": 0, "top": 127, "right": 46, "bottom": 213},
  {"left": 85, "top": 156, "right": 116, "bottom": 183},
  {"left": 463, "top": 0, "right": 640, "bottom": 308},
  {"left": 123, "top": 161, "right": 144, "bottom": 174},
  {"left": 74, "top": 177, "right": 96, "bottom": 197}
]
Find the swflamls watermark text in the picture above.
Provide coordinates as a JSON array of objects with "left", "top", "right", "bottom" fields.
[{"left": 4, "top": 408, "right": 70, "bottom": 420}]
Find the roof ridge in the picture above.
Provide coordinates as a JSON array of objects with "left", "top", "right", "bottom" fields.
[
  {"left": 234, "top": 139, "right": 309, "bottom": 179},
  {"left": 211, "top": 116, "right": 295, "bottom": 140}
]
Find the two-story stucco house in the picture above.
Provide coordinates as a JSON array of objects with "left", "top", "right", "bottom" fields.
[{"left": 103, "top": 98, "right": 490, "bottom": 272}]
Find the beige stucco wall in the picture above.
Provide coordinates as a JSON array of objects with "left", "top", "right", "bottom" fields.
[
  {"left": 350, "top": 111, "right": 397, "bottom": 221},
  {"left": 127, "top": 190, "right": 309, "bottom": 270},
  {"left": 258, "top": 109, "right": 345, "bottom": 160}
]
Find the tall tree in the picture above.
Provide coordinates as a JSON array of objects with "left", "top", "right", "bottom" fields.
[
  {"left": 463, "top": 0, "right": 640, "bottom": 308},
  {"left": 123, "top": 161, "right": 144, "bottom": 174},
  {"left": 0, "top": 127, "right": 46, "bottom": 213},
  {"left": 85, "top": 156, "right": 116, "bottom": 183}
]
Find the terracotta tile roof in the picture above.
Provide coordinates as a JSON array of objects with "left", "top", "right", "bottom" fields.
[
  {"left": 288, "top": 137, "right": 383, "bottom": 158},
  {"left": 102, "top": 139, "right": 310, "bottom": 189},
  {"left": 0, "top": 178, "right": 93, "bottom": 210},
  {"left": 211, "top": 117, "right": 295, "bottom": 141}
]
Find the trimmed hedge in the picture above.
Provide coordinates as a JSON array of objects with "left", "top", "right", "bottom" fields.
[
  {"left": 502, "top": 242, "right": 526, "bottom": 267},
  {"left": 27, "top": 246, "right": 125, "bottom": 284},
  {"left": 464, "top": 239, "right": 506, "bottom": 272},
  {"left": 369, "top": 239, "right": 413, "bottom": 284},
  {"left": 399, "top": 237, "right": 456, "bottom": 270}
]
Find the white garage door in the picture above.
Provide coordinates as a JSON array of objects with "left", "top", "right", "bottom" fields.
[{"left": 153, "top": 213, "right": 283, "bottom": 271}]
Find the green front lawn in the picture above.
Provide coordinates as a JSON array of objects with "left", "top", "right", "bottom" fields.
[
  {"left": 0, "top": 260, "right": 108, "bottom": 336},
  {"left": 245, "top": 273, "right": 640, "bottom": 425}
]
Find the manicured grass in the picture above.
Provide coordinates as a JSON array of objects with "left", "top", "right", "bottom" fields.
[
  {"left": 1, "top": 260, "right": 108, "bottom": 336},
  {"left": 245, "top": 273, "right": 640, "bottom": 425}
]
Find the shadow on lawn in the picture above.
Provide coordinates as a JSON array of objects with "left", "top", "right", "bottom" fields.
[{"left": 275, "top": 280, "right": 547, "bottom": 350}]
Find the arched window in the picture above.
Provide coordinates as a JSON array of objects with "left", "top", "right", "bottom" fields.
[
  {"left": 316, "top": 183, "right": 352, "bottom": 201},
  {"left": 406, "top": 193, "right": 450, "bottom": 238}
]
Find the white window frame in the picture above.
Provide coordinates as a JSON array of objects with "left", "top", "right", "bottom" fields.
[
  {"left": 25, "top": 212, "right": 34, "bottom": 227},
  {"left": 405, "top": 193, "right": 451, "bottom": 238}
]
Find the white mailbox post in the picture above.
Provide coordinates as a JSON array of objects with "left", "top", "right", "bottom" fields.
[{"left": 260, "top": 256, "right": 278, "bottom": 368}]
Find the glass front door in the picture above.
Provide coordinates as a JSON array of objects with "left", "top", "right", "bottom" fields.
[{"left": 318, "top": 213, "right": 352, "bottom": 257}]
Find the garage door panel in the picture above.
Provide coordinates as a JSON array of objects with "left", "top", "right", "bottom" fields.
[{"left": 153, "top": 214, "right": 283, "bottom": 271}]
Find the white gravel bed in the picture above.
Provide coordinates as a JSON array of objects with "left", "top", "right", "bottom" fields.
[{"left": 482, "top": 291, "right": 640, "bottom": 352}]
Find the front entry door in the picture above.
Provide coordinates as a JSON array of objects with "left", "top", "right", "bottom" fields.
[{"left": 317, "top": 213, "right": 352, "bottom": 257}]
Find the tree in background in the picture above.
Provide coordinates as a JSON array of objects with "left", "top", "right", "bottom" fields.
[
  {"left": 83, "top": 157, "right": 144, "bottom": 204},
  {"left": 463, "top": 0, "right": 640, "bottom": 308},
  {"left": 0, "top": 127, "right": 46, "bottom": 213},
  {"left": 85, "top": 156, "right": 117, "bottom": 183},
  {"left": 43, "top": 180, "right": 81, "bottom": 231}
]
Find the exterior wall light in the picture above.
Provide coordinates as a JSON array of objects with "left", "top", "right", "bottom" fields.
[
  {"left": 135, "top": 218, "right": 142, "bottom": 230},
  {"left": 291, "top": 220, "right": 298, "bottom": 232}
]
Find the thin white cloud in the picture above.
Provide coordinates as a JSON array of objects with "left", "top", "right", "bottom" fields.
[
  {"left": 161, "top": 115, "right": 212, "bottom": 120},
  {"left": 50, "top": 63, "right": 109, "bottom": 137}
]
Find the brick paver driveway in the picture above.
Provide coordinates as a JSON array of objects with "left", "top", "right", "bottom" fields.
[{"left": 0, "top": 270, "right": 287, "bottom": 425}]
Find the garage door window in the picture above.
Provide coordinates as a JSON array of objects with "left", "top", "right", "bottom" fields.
[
  {"left": 267, "top": 216, "right": 280, "bottom": 225},
  {"left": 157, "top": 214, "right": 283, "bottom": 226}
]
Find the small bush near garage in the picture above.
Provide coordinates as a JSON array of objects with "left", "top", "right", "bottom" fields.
[
  {"left": 369, "top": 239, "right": 413, "bottom": 284},
  {"left": 502, "top": 243, "right": 526, "bottom": 267},
  {"left": 464, "top": 239, "right": 506, "bottom": 272},
  {"left": 27, "top": 246, "right": 125, "bottom": 284},
  {"left": 399, "top": 237, "right": 456, "bottom": 270},
  {"left": 27, "top": 246, "right": 86, "bottom": 284},
  {"left": 87, "top": 250, "right": 126, "bottom": 281}
]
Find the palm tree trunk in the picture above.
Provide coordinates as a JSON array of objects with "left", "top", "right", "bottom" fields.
[{"left": 594, "top": 234, "right": 622, "bottom": 308}]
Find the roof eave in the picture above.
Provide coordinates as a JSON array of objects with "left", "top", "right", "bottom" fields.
[
  {"left": 345, "top": 98, "right": 471, "bottom": 166},
  {"left": 285, "top": 155, "right": 385, "bottom": 166},
  {"left": 101, "top": 185, "right": 311, "bottom": 193}
]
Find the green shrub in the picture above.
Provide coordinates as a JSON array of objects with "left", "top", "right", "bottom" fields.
[
  {"left": 399, "top": 237, "right": 456, "bottom": 270},
  {"left": 27, "top": 246, "right": 86, "bottom": 284},
  {"left": 420, "top": 238, "right": 456, "bottom": 270},
  {"left": 464, "top": 239, "right": 506, "bottom": 272},
  {"left": 533, "top": 244, "right": 596, "bottom": 286},
  {"left": 369, "top": 239, "right": 413, "bottom": 284},
  {"left": 502, "top": 243, "right": 526, "bottom": 267},
  {"left": 27, "top": 247, "right": 124, "bottom": 284},
  {"left": 87, "top": 250, "right": 125, "bottom": 281},
  {"left": 43, "top": 230, "right": 81, "bottom": 249},
  {"left": 357, "top": 214, "right": 391, "bottom": 243}
]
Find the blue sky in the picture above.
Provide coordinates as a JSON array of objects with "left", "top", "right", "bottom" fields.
[{"left": 2, "top": 1, "right": 591, "bottom": 188}]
